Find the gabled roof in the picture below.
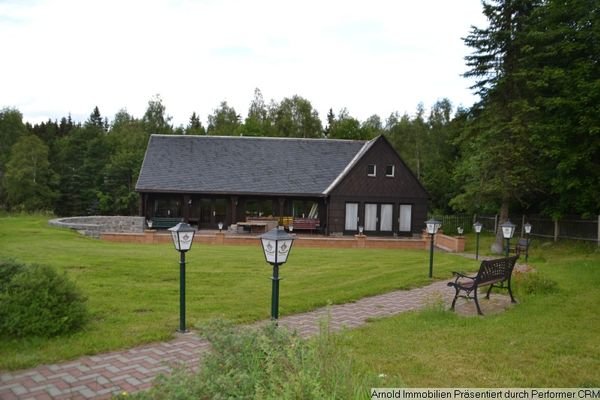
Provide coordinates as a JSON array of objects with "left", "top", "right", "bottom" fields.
[{"left": 135, "top": 135, "right": 373, "bottom": 196}]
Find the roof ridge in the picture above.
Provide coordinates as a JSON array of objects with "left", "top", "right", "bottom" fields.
[{"left": 150, "top": 134, "right": 366, "bottom": 143}]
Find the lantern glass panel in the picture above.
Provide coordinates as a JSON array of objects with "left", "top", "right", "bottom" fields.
[
  {"left": 262, "top": 238, "right": 276, "bottom": 264},
  {"left": 178, "top": 231, "right": 194, "bottom": 251},
  {"left": 277, "top": 239, "right": 293, "bottom": 263}
]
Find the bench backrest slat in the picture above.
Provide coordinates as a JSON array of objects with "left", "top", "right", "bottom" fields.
[{"left": 476, "top": 256, "right": 518, "bottom": 284}]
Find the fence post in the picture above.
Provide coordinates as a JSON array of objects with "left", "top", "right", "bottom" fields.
[
  {"left": 521, "top": 215, "right": 526, "bottom": 237},
  {"left": 554, "top": 218, "right": 559, "bottom": 242},
  {"left": 597, "top": 215, "right": 600, "bottom": 247},
  {"left": 494, "top": 214, "right": 498, "bottom": 234}
]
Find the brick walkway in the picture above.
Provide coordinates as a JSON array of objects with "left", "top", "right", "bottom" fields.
[{"left": 0, "top": 278, "right": 494, "bottom": 400}]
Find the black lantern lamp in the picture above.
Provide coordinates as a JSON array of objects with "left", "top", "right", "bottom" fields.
[
  {"left": 524, "top": 222, "right": 532, "bottom": 262},
  {"left": 168, "top": 222, "right": 196, "bottom": 332},
  {"left": 218, "top": 222, "right": 223, "bottom": 232},
  {"left": 500, "top": 220, "right": 516, "bottom": 257},
  {"left": 425, "top": 219, "right": 442, "bottom": 278},
  {"left": 260, "top": 227, "right": 295, "bottom": 321},
  {"left": 457, "top": 227, "right": 464, "bottom": 236},
  {"left": 473, "top": 221, "right": 483, "bottom": 260}
]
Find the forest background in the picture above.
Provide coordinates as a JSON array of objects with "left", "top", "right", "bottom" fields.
[{"left": 0, "top": 0, "right": 597, "bottom": 221}]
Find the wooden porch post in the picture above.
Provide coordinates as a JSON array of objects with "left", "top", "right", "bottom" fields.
[{"left": 231, "top": 196, "right": 238, "bottom": 225}]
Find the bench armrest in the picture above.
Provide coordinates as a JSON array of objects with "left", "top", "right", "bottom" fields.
[{"left": 452, "top": 271, "right": 475, "bottom": 279}]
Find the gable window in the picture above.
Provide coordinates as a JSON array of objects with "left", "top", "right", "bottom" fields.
[
  {"left": 367, "top": 164, "right": 376, "bottom": 177},
  {"left": 385, "top": 165, "right": 395, "bottom": 177}
]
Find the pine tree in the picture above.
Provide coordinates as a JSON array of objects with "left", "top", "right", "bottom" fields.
[{"left": 454, "top": 0, "right": 541, "bottom": 252}]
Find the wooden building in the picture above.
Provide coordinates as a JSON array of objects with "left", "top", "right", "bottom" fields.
[{"left": 135, "top": 134, "right": 428, "bottom": 236}]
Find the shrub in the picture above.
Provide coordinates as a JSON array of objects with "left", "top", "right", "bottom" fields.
[
  {"left": 0, "top": 260, "right": 88, "bottom": 337},
  {"left": 122, "top": 319, "right": 373, "bottom": 400},
  {"left": 515, "top": 272, "right": 559, "bottom": 296},
  {"left": 0, "top": 259, "right": 25, "bottom": 292}
]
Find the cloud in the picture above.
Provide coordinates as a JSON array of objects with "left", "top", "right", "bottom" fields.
[{"left": 0, "top": 0, "right": 486, "bottom": 126}]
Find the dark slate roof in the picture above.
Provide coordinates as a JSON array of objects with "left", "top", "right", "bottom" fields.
[{"left": 135, "top": 135, "right": 372, "bottom": 196}]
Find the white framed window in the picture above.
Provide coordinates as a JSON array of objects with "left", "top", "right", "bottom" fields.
[
  {"left": 385, "top": 165, "right": 395, "bottom": 177},
  {"left": 364, "top": 203, "right": 378, "bottom": 231},
  {"left": 380, "top": 204, "right": 393, "bottom": 232},
  {"left": 398, "top": 204, "right": 412, "bottom": 232},
  {"left": 367, "top": 164, "right": 376, "bottom": 177},
  {"left": 345, "top": 203, "right": 359, "bottom": 231}
]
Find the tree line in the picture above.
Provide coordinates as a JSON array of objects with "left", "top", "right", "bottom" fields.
[{"left": 0, "top": 0, "right": 597, "bottom": 221}]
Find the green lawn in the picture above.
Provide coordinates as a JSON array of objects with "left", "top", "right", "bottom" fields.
[
  {"left": 339, "top": 239, "right": 600, "bottom": 387},
  {"left": 0, "top": 215, "right": 474, "bottom": 370}
]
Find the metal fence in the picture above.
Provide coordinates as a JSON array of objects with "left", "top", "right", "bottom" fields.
[{"left": 429, "top": 213, "right": 600, "bottom": 245}]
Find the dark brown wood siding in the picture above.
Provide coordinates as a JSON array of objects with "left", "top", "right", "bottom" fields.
[{"left": 327, "top": 136, "right": 428, "bottom": 235}]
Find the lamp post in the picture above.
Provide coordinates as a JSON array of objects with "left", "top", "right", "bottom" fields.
[
  {"left": 500, "top": 220, "right": 516, "bottom": 257},
  {"left": 425, "top": 219, "right": 442, "bottom": 278},
  {"left": 260, "top": 227, "right": 295, "bottom": 321},
  {"left": 168, "top": 222, "right": 196, "bottom": 333},
  {"left": 524, "top": 222, "right": 532, "bottom": 262},
  {"left": 473, "top": 221, "right": 482, "bottom": 260}
]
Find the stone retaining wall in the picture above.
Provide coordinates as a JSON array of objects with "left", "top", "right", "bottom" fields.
[{"left": 49, "top": 216, "right": 145, "bottom": 238}]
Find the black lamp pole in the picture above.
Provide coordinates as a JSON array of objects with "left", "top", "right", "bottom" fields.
[
  {"left": 169, "top": 222, "right": 195, "bottom": 334},
  {"left": 179, "top": 251, "right": 186, "bottom": 332},
  {"left": 428, "top": 233, "right": 435, "bottom": 278},
  {"left": 425, "top": 219, "right": 441, "bottom": 279},
  {"left": 473, "top": 221, "right": 482, "bottom": 261},
  {"left": 260, "top": 228, "right": 294, "bottom": 323},
  {"left": 271, "top": 262, "right": 280, "bottom": 320}
]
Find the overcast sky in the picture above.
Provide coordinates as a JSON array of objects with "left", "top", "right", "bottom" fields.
[{"left": 0, "top": 0, "right": 487, "bottom": 127}]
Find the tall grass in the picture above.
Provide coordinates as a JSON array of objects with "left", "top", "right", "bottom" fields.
[{"left": 117, "top": 318, "right": 375, "bottom": 400}]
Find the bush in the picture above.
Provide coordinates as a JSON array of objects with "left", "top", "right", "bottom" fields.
[
  {"left": 515, "top": 272, "right": 559, "bottom": 296},
  {"left": 0, "top": 260, "right": 88, "bottom": 337},
  {"left": 0, "top": 259, "right": 25, "bottom": 292},
  {"left": 121, "top": 319, "right": 373, "bottom": 400}
]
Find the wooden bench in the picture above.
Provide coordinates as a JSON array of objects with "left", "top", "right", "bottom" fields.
[
  {"left": 150, "top": 217, "right": 183, "bottom": 229},
  {"left": 292, "top": 218, "right": 320, "bottom": 233},
  {"left": 447, "top": 255, "right": 519, "bottom": 315}
]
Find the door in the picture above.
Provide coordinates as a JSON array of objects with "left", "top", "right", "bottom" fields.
[
  {"left": 344, "top": 203, "right": 359, "bottom": 231},
  {"left": 365, "top": 203, "right": 393, "bottom": 233},
  {"left": 214, "top": 199, "right": 227, "bottom": 227},
  {"left": 199, "top": 198, "right": 229, "bottom": 229},
  {"left": 364, "top": 203, "right": 378, "bottom": 232},
  {"left": 399, "top": 204, "right": 412, "bottom": 233}
]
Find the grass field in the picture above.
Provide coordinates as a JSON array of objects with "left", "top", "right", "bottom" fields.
[
  {"left": 0, "top": 215, "right": 474, "bottom": 370},
  {"left": 340, "top": 239, "right": 600, "bottom": 387}
]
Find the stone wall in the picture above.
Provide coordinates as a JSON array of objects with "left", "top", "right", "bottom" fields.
[{"left": 49, "top": 216, "right": 145, "bottom": 238}]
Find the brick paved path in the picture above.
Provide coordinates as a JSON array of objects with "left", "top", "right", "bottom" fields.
[{"left": 0, "top": 279, "right": 468, "bottom": 400}]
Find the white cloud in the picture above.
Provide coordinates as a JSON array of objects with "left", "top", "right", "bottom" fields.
[{"left": 0, "top": 0, "right": 487, "bottom": 126}]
